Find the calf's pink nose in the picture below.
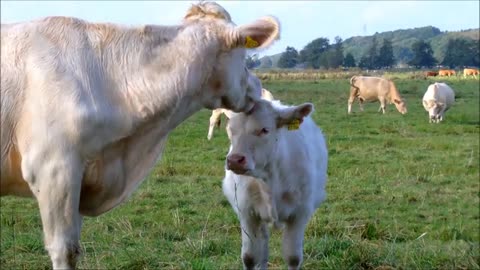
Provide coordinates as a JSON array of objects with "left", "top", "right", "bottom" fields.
[
  {"left": 227, "top": 154, "right": 247, "bottom": 172},
  {"left": 227, "top": 154, "right": 246, "bottom": 165}
]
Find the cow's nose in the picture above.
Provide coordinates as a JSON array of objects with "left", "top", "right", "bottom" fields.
[
  {"left": 227, "top": 154, "right": 247, "bottom": 171},
  {"left": 227, "top": 154, "right": 246, "bottom": 165}
]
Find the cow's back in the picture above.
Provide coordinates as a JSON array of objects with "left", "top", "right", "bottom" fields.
[
  {"left": 436, "top": 83, "right": 455, "bottom": 107},
  {"left": 353, "top": 76, "right": 391, "bottom": 101},
  {"left": 423, "top": 83, "right": 455, "bottom": 108}
]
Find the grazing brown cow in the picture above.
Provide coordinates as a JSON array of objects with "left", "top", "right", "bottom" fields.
[
  {"left": 463, "top": 68, "right": 479, "bottom": 79},
  {"left": 424, "top": 71, "right": 438, "bottom": 77},
  {"left": 348, "top": 76, "right": 407, "bottom": 114},
  {"left": 438, "top": 69, "right": 456, "bottom": 77}
]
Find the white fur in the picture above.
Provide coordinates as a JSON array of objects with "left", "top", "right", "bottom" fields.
[
  {"left": 422, "top": 82, "right": 455, "bottom": 123},
  {"left": 223, "top": 99, "right": 328, "bottom": 270},
  {"left": 207, "top": 88, "right": 274, "bottom": 140},
  {"left": 0, "top": 2, "right": 280, "bottom": 268}
]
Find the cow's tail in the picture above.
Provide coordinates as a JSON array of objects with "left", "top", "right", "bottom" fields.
[
  {"left": 349, "top": 76, "right": 360, "bottom": 96},
  {"left": 350, "top": 76, "right": 357, "bottom": 87}
]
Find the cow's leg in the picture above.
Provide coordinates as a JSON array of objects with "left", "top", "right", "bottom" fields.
[
  {"left": 438, "top": 109, "right": 445, "bottom": 123},
  {"left": 23, "top": 151, "right": 84, "bottom": 269},
  {"left": 223, "top": 176, "right": 270, "bottom": 269},
  {"left": 347, "top": 87, "right": 357, "bottom": 114},
  {"left": 207, "top": 109, "right": 222, "bottom": 140},
  {"left": 239, "top": 218, "right": 269, "bottom": 270},
  {"left": 347, "top": 98, "right": 355, "bottom": 114},
  {"left": 378, "top": 97, "right": 387, "bottom": 114},
  {"left": 358, "top": 98, "right": 365, "bottom": 112},
  {"left": 282, "top": 215, "right": 310, "bottom": 270},
  {"left": 242, "top": 180, "right": 271, "bottom": 269}
]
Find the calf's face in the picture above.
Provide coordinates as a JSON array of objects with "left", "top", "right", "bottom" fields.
[{"left": 226, "top": 100, "right": 313, "bottom": 178}]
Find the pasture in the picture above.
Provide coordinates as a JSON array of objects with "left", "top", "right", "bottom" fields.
[{"left": 1, "top": 76, "right": 479, "bottom": 269}]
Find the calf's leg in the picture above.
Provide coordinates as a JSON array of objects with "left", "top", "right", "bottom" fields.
[
  {"left": 282, "top": 215, "right": 310, "bottom": 270},
  {"left": 240, "top": 218, "right": 269, "bottom": 270},
  {"left": 223, "top": 175, "right": 270, "bottom": 269}
]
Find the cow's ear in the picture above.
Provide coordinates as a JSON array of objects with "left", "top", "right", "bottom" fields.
[
  {"left": 276, "top": 103, "right": 313, "bottom": 130},
  {"left": 394, "top": 99, "right": 402, "bottom": 104},
  {"left": 226, "top": 16, "right": 280, "bottom": 49}
]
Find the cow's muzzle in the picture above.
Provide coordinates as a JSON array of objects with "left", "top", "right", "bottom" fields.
[{"left": 226, "top": 153, "right": 248, "bottom": 174}]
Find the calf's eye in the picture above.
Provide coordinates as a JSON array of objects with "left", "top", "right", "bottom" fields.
[{"left": 255, "top": 128, "right": 269, "bottom": 136}]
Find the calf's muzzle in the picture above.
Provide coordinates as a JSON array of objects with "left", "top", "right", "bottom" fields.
[{"left": 226, "top": 153, "right": 247, "bottom": 173}]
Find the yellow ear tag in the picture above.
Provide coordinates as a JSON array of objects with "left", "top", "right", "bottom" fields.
[
  {"left": 287, "top": 119, "right": 301, "bottom": 131},
  {"left": 245, "top": 36, "right": 259, "bottom": 48}
]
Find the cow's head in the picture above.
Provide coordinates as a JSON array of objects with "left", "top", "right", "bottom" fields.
[
  {"left": 225, "top": 100, "right": 313, "bottom": 178},
  {"left": 393, "top": 98, "right": 408, "bottom": 114},
  {"left": 423, "top": 99, "right": 443, "bottom": 123},
  {"left": 183, "top": 2, "right": 280, "bottom": 113}
]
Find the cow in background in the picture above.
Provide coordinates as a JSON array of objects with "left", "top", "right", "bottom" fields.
[
  {"left": 348, "top": 76, "right": 407, "bottom": 114},
  {"left": 438, "top": 69, "right": 456, "bottom": 77},
  {"left": 463, "top": 68, "right": 479, "bottom": 79},
  {"left": 422, "top": 82, "right": 455, "bottom": 123},
  {"left": 424, "top": 71, "right": 438, "bottom": 78}
]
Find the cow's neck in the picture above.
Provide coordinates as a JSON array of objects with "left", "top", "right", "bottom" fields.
[
  {"left": 101, "top": 23, "right": 214, "bottom": 133},
  {"left": 79, "top": 24, "right": 215, "bottom": 215}
]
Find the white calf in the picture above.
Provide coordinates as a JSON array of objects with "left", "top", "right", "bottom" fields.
[
  {"left": 223, "top": 99, "right": 328, "bottom": 270},
  {"left": 422, "top": 82, "right": 455, "bottom": 123}
]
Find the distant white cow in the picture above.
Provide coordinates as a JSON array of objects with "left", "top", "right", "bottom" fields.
[
  {"left": 422, "top": 82, "right": 455, "bottom": 123},
  {"left": 223, "top": 99, "right": 328, "bottom": 270},
  {"left": 348, "top": 76, "right": 407, "bottom": 114},
  {"left": 0, "top": 2, "right": 281, "bottom": 268},
  {"left": 207, "top": 88, "right": 274, "bottom": 140}
]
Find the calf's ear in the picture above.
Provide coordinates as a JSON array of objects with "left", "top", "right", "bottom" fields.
[
  {"left": 224, "top": 16, "right": 280, "bottom": 50},
  {"left": 276, "top": 103, "right": 314, "bottom": 130}
]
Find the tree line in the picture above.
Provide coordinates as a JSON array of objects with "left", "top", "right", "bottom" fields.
[{"left": 253, "top": 35, "right": 479, "bottom": 70}]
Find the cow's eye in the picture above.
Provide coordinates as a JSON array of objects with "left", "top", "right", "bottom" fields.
[{"left": 255, "top": 128, "right": 269, "bottom": 136}]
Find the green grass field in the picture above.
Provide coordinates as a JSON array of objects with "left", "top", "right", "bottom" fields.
[{"left": 1, "top": 77, "right": 479, "bottom": 269}]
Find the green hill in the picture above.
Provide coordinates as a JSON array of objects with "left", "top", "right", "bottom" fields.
[{"left": 261, "top": 26, "right": 479, "bottom": 68}]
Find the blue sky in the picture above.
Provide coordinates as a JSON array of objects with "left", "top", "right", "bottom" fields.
[{"left": 2, "top": 1, "right": 479, "bottom": 56}]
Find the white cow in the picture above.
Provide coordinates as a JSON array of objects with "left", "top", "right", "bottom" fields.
[
  {"left": 0, "top": 2, "right": 281, "bottom": 268},
  {"left": 207, "top": 88, "right": 274, "bottom": 140},
  {"left": 223, "top": 99, "right": 328, "bottom": 270},
  {"left": 422, "top": 82, "right": 455, "bottom": 123}
]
